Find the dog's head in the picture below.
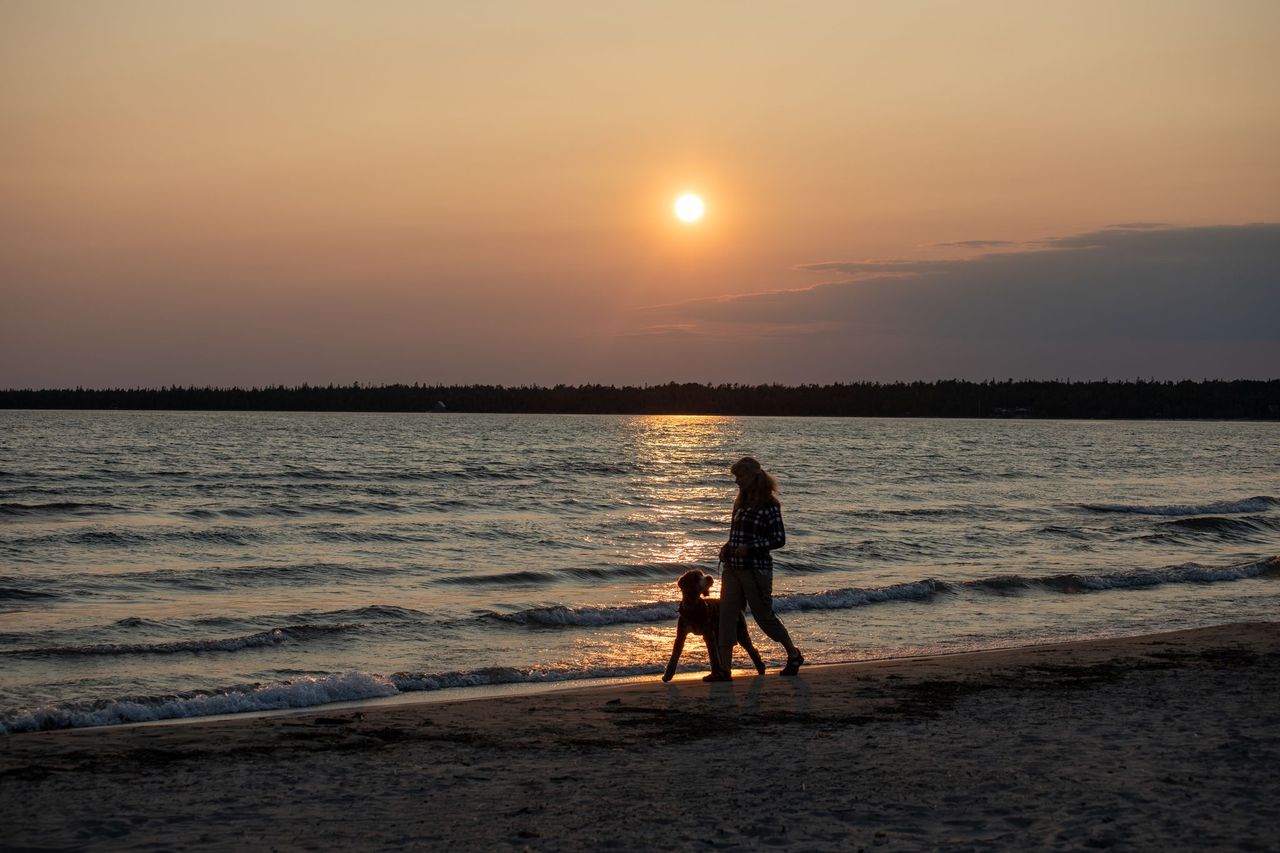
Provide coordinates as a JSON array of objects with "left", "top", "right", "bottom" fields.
[{"left": 677, "top": 569, "right": 713, "bottom": 599}]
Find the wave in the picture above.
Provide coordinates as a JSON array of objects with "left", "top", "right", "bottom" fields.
[
  {"left": 879, "top": 505, "right": 1024, "bottom": 520},
  {"left": 0, "top": 501, "right": 125, "bottom": 517},
  {"left": 487, "top": 579, "right": 935, "bottom": 627},
  {"left": 1031, "top": 558, "right": 1280, "bottom": 592},
  {"left": 1079, "top": 496, "right": 1279, "bottom": 516},
  {"left": 437, "top": 562, "right": 697, "bottom": 588},
  {"left": 2, "top": 624, "right": 354, "bottom": 659},
  {"left": 487, "top": 557, "right": 1280, "bottom": 628},
  {"left": 317, "top": 466, "right": 621, "bottom": 484},
  {"left": 494, "top": 579, "right": 950, "bottom": 627},
  {"left": 0, "top": 586, "right": 59, "bottom": 602},
  {"left": 175, "top": 500, "right": 412, "bottom": 520},
  {"left": 1142, "top": 515, "right": 1280, "bottom": 544},
  {"left": 194, "top": 604, "right": 432, "bottom": 627},
  {"left": 778, "top": 580, "right": 947, "bottom": 611},
  {"left": 0, "top": 662, "right": 664, "bottom": 734},
  {"left": 493, "top": 601, "right": 680, "bottom": 627},
  {"left": 0, "top": 671, "right": 400, "bottom": 734},
  {"left": 562, "top": 562, "right": 695, "bottom": 581},
  {"left": 1170, "top": 516, "right": 1248, "bottom": 531},
  {"left": 447, "top": 561, "right": 838, "bottom": 589},
  {"left": 4, "top": 562, "right": 396, "bottom": 596},
  {"left": 311, "top": 530, "right": 441, "bottom": 544},
  {"left": 1038, "top": 525, "right": 1095, "bottom": 540},
  {"left": 114, "top": 616, "right": 164, "bottom": 628},
  {"left": 1164, "top": 514, "right": 1280, "bottom": 532},
  {"left": 964, "top": 575, "right": 1037, "bottom": 593},
  {"left": 8, "top": 528, "right": 266, "bottom": 549},
  {"left": 440, "top": 570, "right": 558, "bottom": 586},
  {"left": 130, "top": 562, "right": 393, "bottom": 590},
  {"left": 69, "top": 530, "right": 147, "bottom": 546},
  {"left": 386, "top": 662, "right": 657, "bottom": 692},
  {"left": 0, "top": 603, "right": 427, "bottom": 655}
]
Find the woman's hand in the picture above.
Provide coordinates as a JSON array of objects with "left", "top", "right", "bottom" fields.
[
  {"left": 718, "top": 542, "right": 730, "bottom": 562},
  {"left": 733, "top": 544, "right": 750, "bottom": 558}
]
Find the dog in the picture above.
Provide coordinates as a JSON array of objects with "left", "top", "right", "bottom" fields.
[{"left": 663, "top": 569, "right": 766, "bottom": 682}]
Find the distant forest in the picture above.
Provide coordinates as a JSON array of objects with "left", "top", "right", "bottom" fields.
[{"left": 2, "top": 380, "right": 1278, "bottom": 419}]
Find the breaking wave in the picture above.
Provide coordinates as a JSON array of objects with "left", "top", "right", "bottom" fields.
[
  {"left": 489, "top": 557, "right": 1280, "bottom": 628},
  {"left": 777, "top": 580, "right": 947, "bottom": 612},
  {"left": 0, "top": 671, "right": 402, "bottom": 734},
  {"left": 0, "top": 663, "right": 662, "bottom": 734}
]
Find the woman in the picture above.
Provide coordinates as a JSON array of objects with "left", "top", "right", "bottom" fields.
[{"left": 717, "top": 456, "right": 804, "bottom": 677}]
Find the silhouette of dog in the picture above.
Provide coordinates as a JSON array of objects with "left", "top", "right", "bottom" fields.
[{"left": 663, "top": 569, "right": 766, "bottom": 682}]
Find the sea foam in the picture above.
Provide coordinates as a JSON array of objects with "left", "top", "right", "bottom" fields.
[
  {"left": 0, "top": 671, "right": 400, "bottom": 734},
  {"left": 0, "top": 664, "right": 662, "bottom": 734}
]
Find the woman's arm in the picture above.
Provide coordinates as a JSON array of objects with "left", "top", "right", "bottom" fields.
[{"left": 663, "top": 619, "right": 689, "bottom": 681}]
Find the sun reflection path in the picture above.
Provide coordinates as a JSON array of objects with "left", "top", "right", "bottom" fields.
[{"left": 622, "top": 415, "right": 746, "bottom": 568}]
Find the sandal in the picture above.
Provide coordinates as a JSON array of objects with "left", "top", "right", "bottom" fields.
[
  {"left": 702, "top": 671, "right": 732, "bottom": 682},
  {"left": 780, "top": 651, "right": 805, "bottom": 676}
]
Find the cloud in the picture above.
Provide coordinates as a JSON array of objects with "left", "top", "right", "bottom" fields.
[
  {"left": 628, "top": 223, "right": 1280, "bottom": 380},
  {"left": 794, "top": 259, "right": 954, "bottom": 275},
  {"left": 931, "top": 239, "right": 1020, "bottom": 249}
]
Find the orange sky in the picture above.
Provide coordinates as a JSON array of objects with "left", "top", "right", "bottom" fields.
[{"left": 3, "top": 1, "right": 1278, "bottom": 385}]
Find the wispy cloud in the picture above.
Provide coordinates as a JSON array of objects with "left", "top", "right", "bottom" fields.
[
  {"left": 794, "top": 259, "right": 954, "bottom": 276},
  {"left": 930, "top": 239, "right": 1020, "bottom": 249}
]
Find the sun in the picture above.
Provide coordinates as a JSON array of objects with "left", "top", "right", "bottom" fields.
[{"left": 674, "top": 193, "right": 705, "bottom": 223}]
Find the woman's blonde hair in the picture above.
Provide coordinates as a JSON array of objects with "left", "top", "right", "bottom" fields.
[{"left": 731, "top": 456, "right": 780, "bottom": 511}]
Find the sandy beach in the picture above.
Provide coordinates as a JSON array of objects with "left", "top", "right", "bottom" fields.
[{"left": 3, "top": 622, "right": 1278, "bottom": 851}]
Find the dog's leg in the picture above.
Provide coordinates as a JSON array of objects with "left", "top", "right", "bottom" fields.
[{"left": 663, "top": 619, "right": 689, "bottom": 682}]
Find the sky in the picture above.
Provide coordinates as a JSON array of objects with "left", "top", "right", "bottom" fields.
[{"left": 2, "top": 1, "right": 1278, "bottom": 387}]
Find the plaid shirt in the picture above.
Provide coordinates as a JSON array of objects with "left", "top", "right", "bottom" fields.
[{"left": 726, "top": 503, "right": 786, "bottom": 574}]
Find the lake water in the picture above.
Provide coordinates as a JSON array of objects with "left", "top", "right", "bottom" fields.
[{"left": 2, "top": 411, "right": 1277, "bottom": 732}]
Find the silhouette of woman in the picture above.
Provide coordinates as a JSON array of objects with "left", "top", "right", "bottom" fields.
[{"left": 717, "top": 457, "right": 804, "bottom": 676}]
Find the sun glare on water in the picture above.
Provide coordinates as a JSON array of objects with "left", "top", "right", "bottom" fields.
[{"left": 674, "top": 193, "right": 705, "bottom": 223}]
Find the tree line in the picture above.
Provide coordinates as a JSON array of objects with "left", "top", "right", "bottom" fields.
[{"left": 2, "top": 380, "right": 1277, "bottom": 419}]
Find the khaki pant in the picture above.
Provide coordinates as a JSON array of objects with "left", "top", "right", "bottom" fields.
[{"left": 718, "top": 566, "right": 793, "bottom": 667}]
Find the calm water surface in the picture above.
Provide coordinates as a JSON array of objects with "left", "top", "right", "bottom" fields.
[{"left": 2, "top": 411, "right": 1277, "bottom": 731}]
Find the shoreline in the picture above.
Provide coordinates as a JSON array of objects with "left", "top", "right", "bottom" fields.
[
  {"left": 4, "top": 407, "right": 1279, "bottom": 423},
  {"left": 4, "top": 621, "right": 1278, "bottom": 850},
  {"left": 8, "top": 619, "right": 1269, "bottom": 736}
]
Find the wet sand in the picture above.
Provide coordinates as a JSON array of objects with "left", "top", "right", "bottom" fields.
[{"left": 3, "top": 622, "right": 1278, "bottom": 851}]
